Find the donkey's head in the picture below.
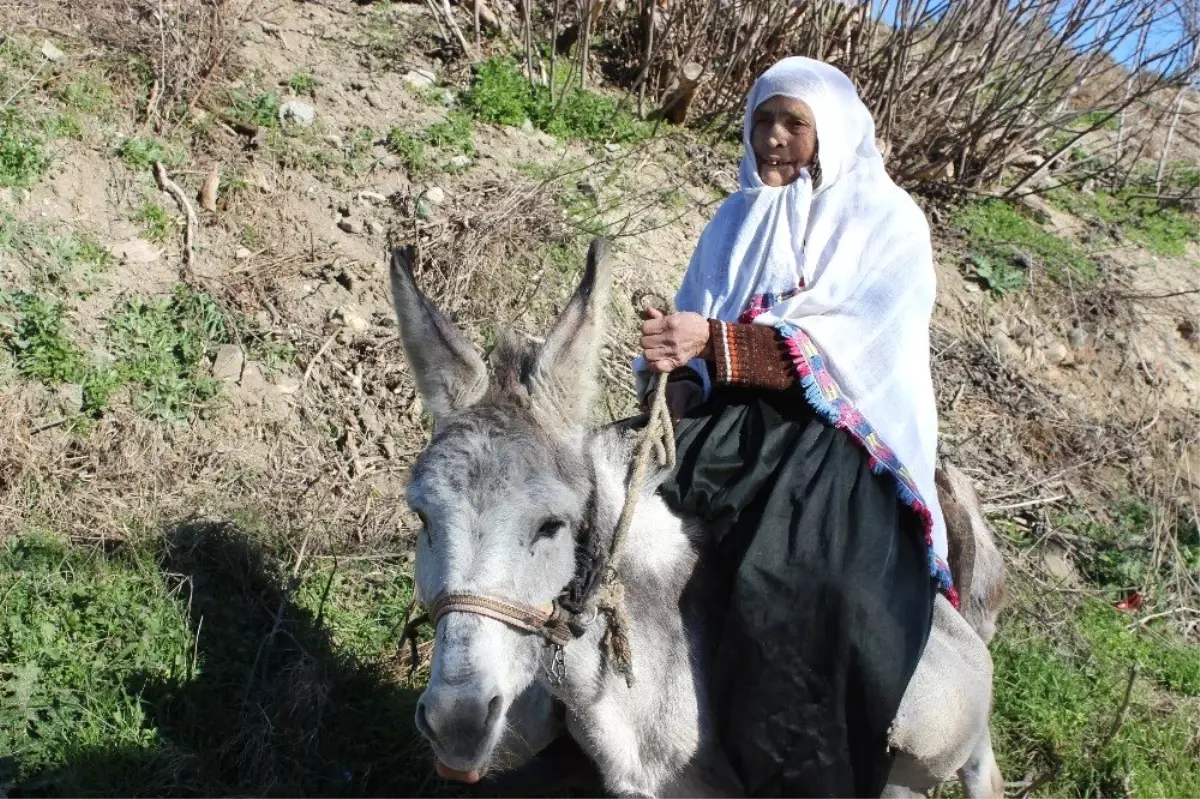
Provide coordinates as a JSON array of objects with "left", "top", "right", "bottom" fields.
[{"left": 391, "top": 239, "right": 612, "bottom": 776}]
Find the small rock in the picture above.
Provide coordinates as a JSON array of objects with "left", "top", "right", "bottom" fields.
[
  {"left": 379, "top": 154, "right": 400, "bottom": 170},
  {"left": 359, "top": 404, "right": 384, "bottom": 436},
  {"left": 414, "top": 196, "right": 433, "bottom": 220},
  {"left": 40, "top": 40, "right": 65, "bottom": 62},
  {"left": 274, "top": 374, "right": 301, "bottom": 395},
  {"left": 240, "top": 362, "right": 269, "bottom": 393},
  {"left": 1067, "top": 327, "right": 1086, "bottom": 351},
  {"left": 358, "top": 190, "right": 387, "bottom": 205},
  {"left": 1012, "top": 250, "right": 1034, "bottom": 271},
  {"left": 350, "top": 79, "right": 367, "bottom": 91},
  {"left": 1040, "top": 545, "right": 1079, "bottom": 585},
  {"left": 365, "top": 219, "right": 384, "bottom": 235},
  {"left": 448, "top": 154, "right": 472, "bottom": 169},
  {"left": 112, "top": 238, "right": 161, "bottom": 264},
  {"left": 520, "top": 118, "right": 535, "bottom": 134},
  {"left": 323, "top": 134, "right": 344, "bottom": 149},
  {"left": 440, "top": 89, "right": 456, "bottom": 106},
  {"left": 235, "top": 246, "right": 252, "bottom": 260},
  {"left": 199, "top": 163, "right": 220, "bottom": 212},
  {"left": 336, "top": 307, "right": 370, "bottom": 332},
  {"left": 212, "top": 344, "right": 246, "bottom": 382},
  {"left": 260, "top": 21, "right": 280, "bottom": 34},
  {"left": 1008, "top": 319, "right": 1033, "bottom": 345},
  {"left": 280, "top": 99, "right": 316, "bottom": 126},
  {"left": 54, "top": 383, "right": 83, "bottom": 415},
  {"left": 338, "top": 217, "right": 363, "bottom": 234},
  {"left": 423, "top": 186, "right": 446, "bottom": 205},
  {"left": 365, "top": 90, "right": 386, "bottom": 109},
  {"left": 989, "top": 331, "right": 1024, "bottom": 365},
  {"left": 927, "top": 206, "right": 943, "bottom": 227},
  {"left": 964, "top": 282, "right": 981, "bottom": 293},
  {"left": 1009, "top": 151, "right": 1044, "bottom": 170},
  {"left": 1046, "top": 341, "right": 1071, "bottom": 365},
  {"left": 605, "top": 143, "right": 621, "bottom": 153},
  {"left": 537, "top": 132, "right": 557, "bottom": 148},
  {"left": 1081, "top": 178, "right": 1096, "bottom": 195},
  {"left": 402, "top": 70, "right": 435, "bottom": 90}
]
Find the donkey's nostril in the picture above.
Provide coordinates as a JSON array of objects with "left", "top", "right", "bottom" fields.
[{"left": 485, "top": 695, "right": 503, "bottom": 728}]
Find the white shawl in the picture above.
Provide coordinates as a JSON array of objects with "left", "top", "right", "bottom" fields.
[{"left": 642, "top": 57, "right": 951, "bottom": 588}]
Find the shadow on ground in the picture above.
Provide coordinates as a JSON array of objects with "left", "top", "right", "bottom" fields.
[{"left": 10, "top": 519, "right": 467, "bottom": 798}]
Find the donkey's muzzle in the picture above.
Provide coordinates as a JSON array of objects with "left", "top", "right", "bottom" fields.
[{"left": 417, "top": 686, "right": 505, "bottom": 769}]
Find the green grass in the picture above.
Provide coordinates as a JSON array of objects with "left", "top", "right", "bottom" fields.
[
  {"left": 0, "top": 523, "right": 436, "bottom": 797},
  {"left": 3, "top": 221, "right": 114, "bottom": 292},
  {"left": 133, "top": 201, "right": 176, "bottom": 243},
  {"left": 423, "top": 112, "right": 475, "bottom": 157},
  {"left": 40, "top": 113, "right": 83, "bottom": 141},
  {"left": 0, "top": 533, "right": 194, "bottom": 792},
  {"left": 971, "top": 253, "right": 1027, "bottom": 295},
  {"left": 0, "top": 111, "right": 52, "bottom": 189},
  {"left": 288, "top": 72, "right": 320, "bottom": 95},
  {"left": 387, "top": 113, "right": 475, "bottom": 176},
  {"left": 462, "top": 56, "right": 650, "bottom": 144},
  {"left": 57, "top": 76, "right": 118, "bottom": 117},
  {"left": 1048, "top": 186, "right": 1200, "bottom": 258},
  {"left": 0, "top": 292, "right": 115, "bottom": 414},
  {"left": 992, "top": 593, "right": 1200, "bottom": 798},
  {"left": 0, "top": 286, "right": 239, "bottom": 421},
  {"left": 115, "top": 137, "right": 185, "bottom": 170},
  {"left": 104, "top": 286, "right": 228, "bottom": 423},
  {"left": 386, "top": 128, "right": 427, "bottom": 175},
  {"left": 954, "top": 199, "right": 1097, "bottom": 284},
  {"left": 224, "top": 89, "right": 281, "bottom": 129}
]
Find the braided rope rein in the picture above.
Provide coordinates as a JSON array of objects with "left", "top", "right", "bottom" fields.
[{"left": 598, "top": 290, "right": 678, "bottom": 686}]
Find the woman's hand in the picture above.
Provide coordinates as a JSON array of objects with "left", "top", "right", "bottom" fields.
[{"left": 640, "top": 309, "right": 711, "bottom": 373}]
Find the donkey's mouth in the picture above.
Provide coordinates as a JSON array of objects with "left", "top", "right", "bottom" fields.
[{"left": 436, "top": 761, "right": 486, "bottom": 784}]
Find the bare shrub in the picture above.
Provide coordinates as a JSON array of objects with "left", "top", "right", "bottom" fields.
[
  {"left": 583, "top": 0, "right": 1199, "bottom": 192},
  {"left": 63, "top": 0, "right": 257, "bottom": 130}
]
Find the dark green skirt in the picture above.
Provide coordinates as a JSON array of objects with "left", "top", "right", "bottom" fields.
[{"left": 660, "top": 386, "right": 936, "bottom": 798}]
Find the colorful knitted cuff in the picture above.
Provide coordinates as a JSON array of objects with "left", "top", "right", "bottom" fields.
[{"left": 708, "top": 319, "right": 796, "bottom": 391}]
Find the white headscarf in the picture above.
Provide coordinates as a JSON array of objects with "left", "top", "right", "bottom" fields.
[{"left": 650, "top": 57, "right": 952, "bottom": 593}]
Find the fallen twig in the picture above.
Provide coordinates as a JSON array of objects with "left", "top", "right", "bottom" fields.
[
  {"left": 1126, "top": 606, "right": 1200, "bottom": 629},
  {"left": 301, "top": 332, "right": 339, "bottom": 387},
  {"left": 154, "top": 161, "right": 198, "bottom": 276},
  {"left": 984, "top": 494, "right": 1067, "bottom": 514}
]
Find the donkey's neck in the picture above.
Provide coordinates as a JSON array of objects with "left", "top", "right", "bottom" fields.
[{"left": 548, "top": 427, "right": 719, "bottom": 797}]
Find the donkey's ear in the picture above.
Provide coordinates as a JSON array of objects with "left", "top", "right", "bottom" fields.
[
  {"left": 389, "top": 247, "right": 487, "bottom": 420},
  {"left": 529, "top": 237, "right": 612, "bottom": 424}
]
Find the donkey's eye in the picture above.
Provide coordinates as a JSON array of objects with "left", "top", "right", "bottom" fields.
[{"left": 535, "top": 519, "right": 566, "bottom": 541}]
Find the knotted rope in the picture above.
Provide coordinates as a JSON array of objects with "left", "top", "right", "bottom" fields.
[{"left": 597, "top": 289, "right": 679, "bottom": 686}]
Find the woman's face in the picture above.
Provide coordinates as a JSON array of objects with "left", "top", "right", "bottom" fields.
[{"left": 750, "top": 96, "right": 817, "bottom": 187}]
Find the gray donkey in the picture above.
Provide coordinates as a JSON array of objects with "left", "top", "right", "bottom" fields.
[{"left": 391, "top": 238, "right": 1005, "bottom": 798}]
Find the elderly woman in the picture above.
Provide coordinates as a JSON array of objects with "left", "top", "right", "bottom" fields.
[{"left": 636, "top": 57, "right": 956, "bottom": 797}]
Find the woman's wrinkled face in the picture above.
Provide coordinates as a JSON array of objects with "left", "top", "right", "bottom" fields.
[{"left": 751, "top": 96, "right": 817, "bottom": 187}]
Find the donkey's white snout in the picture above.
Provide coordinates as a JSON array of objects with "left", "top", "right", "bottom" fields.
[{"left": 416, "top": 686, "right": 505, "bottom": 769}]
